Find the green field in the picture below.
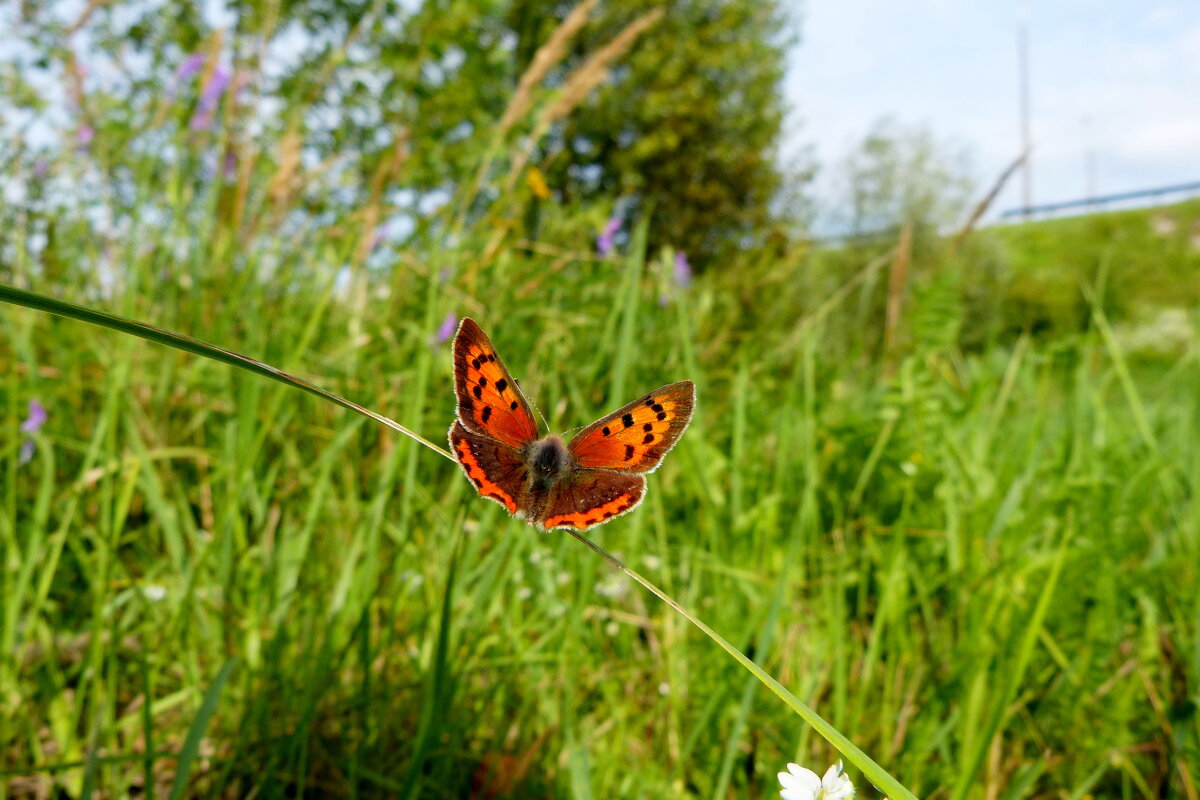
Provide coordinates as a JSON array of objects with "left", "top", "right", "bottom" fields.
[{"left": 3, "top": 178, "right": 1199, "bottom": 799}]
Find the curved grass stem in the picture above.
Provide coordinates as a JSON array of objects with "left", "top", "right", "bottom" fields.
[
  {"left": 565, "top": 529, "right": 918, "bottom": 800},
  {"left": 2, "top": 281, "right": 916, "bottom": 799},
  {"left": 0, "top": 283, "right": 451, "bottom": 460}
]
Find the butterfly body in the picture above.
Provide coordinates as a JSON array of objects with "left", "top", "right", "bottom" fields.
[{"left": 449, "top": 318, "right": 694, "bottom": 531}]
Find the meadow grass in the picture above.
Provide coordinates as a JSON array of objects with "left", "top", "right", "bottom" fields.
[{"left": 3, "top": 177, "right": 1199, "bottom": 799}]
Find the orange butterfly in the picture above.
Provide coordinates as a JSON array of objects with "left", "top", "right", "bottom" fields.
[{"left": 448, "top": 318, "right": 695, "bottom": 531}]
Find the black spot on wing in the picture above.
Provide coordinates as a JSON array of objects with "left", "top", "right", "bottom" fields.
[
  {"left": 621, "top": 413, "right": 635, "bottom": 428},
  {"left": 496, "top": 378, "right": 507, "bottom": 392},
  {"left": 624, "top": 444, "right": 635, "bottom": 461}
]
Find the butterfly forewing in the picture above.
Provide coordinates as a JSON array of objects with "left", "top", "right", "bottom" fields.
[
  {"left": 568, "top": 381, "right": 695, "bottom": 473},
  {"left": 453, "top": 318, "right": 540, "bottom": 449},
  {"left": 448, "top": 421, "right": 528, "bottom": 515},
  {"left": 540, "top": 471, "right": 646, "bottom": 531}
]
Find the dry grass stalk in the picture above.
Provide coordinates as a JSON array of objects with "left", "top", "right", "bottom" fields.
[
  {"left": 883, "top": 220, "right": 913, "bottom": 376},
  {"left": 949, "top": 145, "right": 1031, "bottom": 255},
  {"left": 268, "top": 128, "right": 303, "bottom": 221},
  {"left": 68, "top": 0, "right": 112, "bottom": 35},
  {"left": 503, "top": 7, "right": 664, "bottom": 192},
  {"left": 541, "top": 7, "right": 664, "bottom": 128},
  {"left": 355, "top": 129, "right": 410, "bottom": 264},
  {"left": 498, "top": 0, "right": 598, "bottom": 134}
]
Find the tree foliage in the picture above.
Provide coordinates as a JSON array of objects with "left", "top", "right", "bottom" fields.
[
  {"left": 4, "top": 0, "right": 795, "bottom": 266},
  {"left": 508, "top": 0, "right": 793, "bottom": 266}
]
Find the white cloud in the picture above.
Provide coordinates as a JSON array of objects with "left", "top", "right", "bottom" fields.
[{"left": 786, "top": 0, "right": 1200, "bottom": 220}]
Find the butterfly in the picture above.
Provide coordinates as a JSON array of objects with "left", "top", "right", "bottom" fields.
[{"left": 448, "top": 318, "right": 695, "bottom": 531}]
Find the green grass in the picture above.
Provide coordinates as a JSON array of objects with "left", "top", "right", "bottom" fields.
[{"left": 3, "top": 178, "right": 1199, "bottom": 799}]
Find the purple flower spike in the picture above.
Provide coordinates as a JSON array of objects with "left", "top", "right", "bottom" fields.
[
  {"left": 177, "top": 53, "right": 206, "bottom": 81},
  {"left": 435, "top": 313, "right": 458, "bottom": 345},
  {"left": 673, "top": 251, "right": 692, "bottom": 288},
  {"left": 190, "top": 65, "right": 231, "bottom": 131},
  {"left": 21, "top": 399, "right": 48, "bottom": 434},
  {"left": 370, "top": 222, "right": 390, "bottom": 251},
  {"left": 596, "top": 216, "right": 622, "bottom": 256},
  {"left": 18, "top": 399, "right": 47, "bottom": 466}
]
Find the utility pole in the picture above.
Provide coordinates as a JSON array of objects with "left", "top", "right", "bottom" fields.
[
  {"left": 1018, "top": 21, "right": 1032, "bottom": 218},
  {"left": 1083, "top": 115, "right": 1097, "bottom": 207}
]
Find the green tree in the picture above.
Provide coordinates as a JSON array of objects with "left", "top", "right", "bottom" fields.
[
  {"left": 838, "top": 117, "right": 975, "bottom": 239},
  {"left": 509, "top": 0, "right": 793, "bottom": 266}
]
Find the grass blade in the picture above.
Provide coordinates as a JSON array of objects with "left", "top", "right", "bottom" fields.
[{"left": 167, "top": 659, "right": 237, "bottom": 800}]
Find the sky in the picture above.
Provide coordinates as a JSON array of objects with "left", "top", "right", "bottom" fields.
[{"left": 785, "top": 1, "right": 1200, "bottom": 226}]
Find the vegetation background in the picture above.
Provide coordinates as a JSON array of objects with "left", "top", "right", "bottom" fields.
[{"left": 2, "top": 1, "right": 1198, "bottom": 797}]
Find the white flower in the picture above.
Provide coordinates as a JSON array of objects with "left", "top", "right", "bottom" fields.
[
  {"left": 142, "top": 584, "right": 167, "bottom": 602},
  {"left": 778, "top": 761, "right": 854, "bottom": 800}
]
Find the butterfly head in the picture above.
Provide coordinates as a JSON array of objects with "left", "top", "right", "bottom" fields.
[{"left": 529, "top": 435, "right": 572, "bottom": 476}]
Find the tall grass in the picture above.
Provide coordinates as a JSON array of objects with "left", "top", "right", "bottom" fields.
[
  {"left": 3, "top": 6, "right": 1199, "bottom": 797},
  {"left": 3, "top": 186, "right": 1199, "bottom": 796}
]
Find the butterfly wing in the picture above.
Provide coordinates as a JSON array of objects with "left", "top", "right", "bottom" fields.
[
  {"left": 538, "top": 470, "right": 646, "bottom": 531},
  {"left": 449, "top": 421, "right": 528, "bottom": 516},
  {"left": 567, "top": 381, "right": 695, "bottom": 473},
  {"left": 453, "top": 317, "right": 540, "bottom": 449}
]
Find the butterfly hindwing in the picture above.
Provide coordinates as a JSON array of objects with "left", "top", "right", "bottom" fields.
[
  {"left": 449, "top": 421, "right": 528, "bottom": 515},
  {"left": 539, "top": 470, "right": 646, "bottom": 531},
  {"left": 568, "top": 381, "right": 695, "bottom": 473},
  {"left": 453, "top": 318, "right": 540, "bottom": 449}
]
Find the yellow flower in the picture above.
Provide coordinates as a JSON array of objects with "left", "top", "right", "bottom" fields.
[{"left": 526, "top": 167, "right": 552, "bottom": 200}]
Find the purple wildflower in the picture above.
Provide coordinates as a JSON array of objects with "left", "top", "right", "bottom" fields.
[
  {"left": 435, "top": 313, "right": 458, "bottom": 345},
  {"left": 33, "top": 159, "right": 49, "bottom": 178},
  {"left": 76, "top": 124, "right": 94, "bottom": 147},
  {"left": 223, "top": 149, "right": 238, "bottom": 180},
  {"left": 18, "top": 399, "right": 47, "bottom": 466},
  {"left": 596, "top": 216, "right": 622, "bottom": 256},
  {"left": 21, "top": 399, "right": 47, "bottom": 434},
  {"left": 370, "top": 222, "right": 390, "bottom": 251},
  {"left": 177, "top": 53, "right": 206, "bottom": 82},
  {"left": 190, "top": 65, "right": 231, "bottom": 131},
  {"left": 673, "top": 251, "right": 692, "bottom": 288}
]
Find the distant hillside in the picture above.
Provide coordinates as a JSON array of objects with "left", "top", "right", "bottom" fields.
[{"left": 975, "top": 199, "right": 1200, "bottom": 354}]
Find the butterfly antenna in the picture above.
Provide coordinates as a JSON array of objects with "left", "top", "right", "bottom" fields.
[{"left": 519, "top": 378, "right": 552, "bottom": 433}]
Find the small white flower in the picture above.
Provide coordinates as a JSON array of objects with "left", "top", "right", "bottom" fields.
[
  {"left": 141, "top": 584, "right": 167, "bottom": 602},
  {"left": 642, "top": 554, "right": 661, "bottom": 570},
  {"left": 516, "top": 586, "right": 533, "bottom": 601},
  {"left": 594, "top": 573, "right": 628, "bottom": 599},
  {"left": 778, "top": 761, "right": 854, "bottom": 800}
]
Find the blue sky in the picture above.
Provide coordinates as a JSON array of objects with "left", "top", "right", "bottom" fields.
[{"left": 786, "top": 1, "right": 1200, "bottom": 222}]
